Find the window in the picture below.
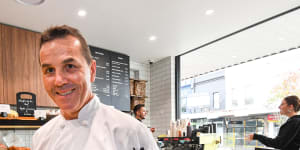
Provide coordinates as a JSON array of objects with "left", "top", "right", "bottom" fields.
[{"left": 213, "top": 92, "right": 220, "bottom": 109}]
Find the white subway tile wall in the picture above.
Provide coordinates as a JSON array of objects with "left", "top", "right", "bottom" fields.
[
  {"left": 0, "top": 129, "right": 36, "bottom": 148},
  {"left": 150, "top": 56, "right": 176, "bottom": 137}
]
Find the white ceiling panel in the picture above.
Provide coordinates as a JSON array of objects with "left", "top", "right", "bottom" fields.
[{"left": 0, "top": 0, "right": 299, "bottom": 74}]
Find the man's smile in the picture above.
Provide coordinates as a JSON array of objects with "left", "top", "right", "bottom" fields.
[{"left": 56, "top": 88, "right": 76, "bottom": 96}]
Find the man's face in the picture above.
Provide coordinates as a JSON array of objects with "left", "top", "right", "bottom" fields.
[
  {"left": 138, "top": 107, "right": 147, "bottom": 119},
  {"left": 40, "top": 35, "right": 96, "bottom": 119}
]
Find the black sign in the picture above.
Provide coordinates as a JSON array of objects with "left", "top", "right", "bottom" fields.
[
  {"left": 90, "top": 46, "right": 111, "bottom": 106},
  {"left": 111, "top": 53, "right": 130, "bottom": 111},
  {"left": 89, "top": 46, "right": 130, "bottom": 111},
  {"left": 16, "top": 92, "right": 36, "bottom": 117}
]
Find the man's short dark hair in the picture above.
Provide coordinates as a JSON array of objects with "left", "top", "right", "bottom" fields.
[
  {"left": 40, "top": 25, "right": 92, "bottom": 65},
  {"left": 133, "top": 104, "right": 145, "bottom": 116}
]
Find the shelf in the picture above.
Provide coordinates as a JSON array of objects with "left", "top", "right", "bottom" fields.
[
  {"left": 130, "top": 95, "right": 148, "bottom": 98},
  {"left": 130, "top": 79, "right": 147, "bottom": 82},
  {"left": 0, "top": 126, "right": 41, "bottom": 129},
  {"left": 0, "top": 119, "right": 48, "bottom": 129}
]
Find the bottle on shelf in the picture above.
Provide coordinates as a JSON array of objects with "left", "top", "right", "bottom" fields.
[{"left": 187, "top": 122, "right": 192, "bottom": 137}]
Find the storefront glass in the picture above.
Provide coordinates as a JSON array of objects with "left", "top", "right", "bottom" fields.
[
  {"left": 180, "top": 44, "right": 300, "bottom": 150},
  {"left": 178, "top": 8, "right": 300, "bottom": 149}
]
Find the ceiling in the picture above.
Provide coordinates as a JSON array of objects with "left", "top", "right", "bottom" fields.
[
  {"left": 0, "top": 0, "right": 300, "bottom": 78},
  {"left": 181, "top": 6, "right": 300, "bottom": 79}
]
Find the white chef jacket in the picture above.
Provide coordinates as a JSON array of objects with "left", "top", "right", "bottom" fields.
[{"left": 32, "top": 96, "right": 159, "bottom": 150}]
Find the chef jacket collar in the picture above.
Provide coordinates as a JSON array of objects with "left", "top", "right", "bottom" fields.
[
  {"left": 77, "top": 95, "right": 100, "bottom": 122},
  {"left": 58, "top": 96, "right": 100, "bottom": 128}
]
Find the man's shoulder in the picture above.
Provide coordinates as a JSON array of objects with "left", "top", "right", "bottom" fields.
[{"left": 97, "top": 103, "right": 145, "bottom": 128}]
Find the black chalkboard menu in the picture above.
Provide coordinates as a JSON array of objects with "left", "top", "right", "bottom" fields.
[
  {"left": 111, "top": 53, "right": 130, "bottom": 111},
  {"left": 16, "top": 92, "right": 36, "bottom": 117},
  {"left": 89, "top": 46, "right": 130, "bottom": 111},
  {"left": 90, "top": 46, "right": 111, "bottom": 106}
]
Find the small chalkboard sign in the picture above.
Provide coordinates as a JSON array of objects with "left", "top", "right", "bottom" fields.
[{"left": 16, "top": 92, "right": 36, "bottom": 117}]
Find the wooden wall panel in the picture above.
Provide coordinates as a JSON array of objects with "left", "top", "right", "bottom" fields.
[
  {"left": 2, "top": 25, "right": 39, "bottom": 105},
  {"left": 0, "top": 24, "right": 56, "bottom": 107},
  {"left": 0, "top": 24, "right": 5, "bottom": 104}
]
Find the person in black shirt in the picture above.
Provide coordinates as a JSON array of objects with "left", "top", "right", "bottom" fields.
[
  {"left": 133, "top": 104, "right": 155, "bottom": 133},
  {"left": 133, "top": 104, "right": 147, "bottom": 122},
  {"left": 248, "top": 95, "right": 300, "bottom": 150}
]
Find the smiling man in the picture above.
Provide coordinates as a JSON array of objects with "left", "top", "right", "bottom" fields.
[{"left": 32, "top": 25, "right": 158, "bottom": 150}]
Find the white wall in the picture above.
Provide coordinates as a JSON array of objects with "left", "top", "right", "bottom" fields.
[{"left": 0, "top": 129, "right": 35, "bottom": 148}]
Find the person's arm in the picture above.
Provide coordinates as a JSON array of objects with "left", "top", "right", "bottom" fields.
[
  {"left": 253, "top": 133, "right": 282, "bottom": 148},
  {"left": 253, "top": 120, "right": 298, "bottom": 149}
]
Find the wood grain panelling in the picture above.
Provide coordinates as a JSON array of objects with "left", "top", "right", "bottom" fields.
[
  {"left": 0, "top": 24, "right": 5, "bottom": 104},
  {"left": 35, "top": 33, "right": 56, "bottom": 107},
  {"left": 1, "top": 24, "right": 56, "bottom": 107},
  {"left": 2, "top": 25, "right": 37, "bottom": 105}
]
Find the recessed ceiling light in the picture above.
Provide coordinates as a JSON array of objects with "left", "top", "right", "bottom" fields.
[
  {"left": 278, "top": 37, "right": 285, "bottom": 41},
  {"left": 205, "top": 9, "right": 215, "bottom": 15},
  {"left": 16, "top": 0, "right": 45, "bottom": 6},
  {"left": 78, "top": 10, "right": 87, "bottom": 17},
  {"left": 232, "top": 55, "right": 237, "bottom": 58},
  {"left": 149, "top": 36, "right": 157, "bottom": 41}
]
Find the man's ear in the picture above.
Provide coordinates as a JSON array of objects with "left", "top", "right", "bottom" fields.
[{"left": 90, "top": 60, "right": 96, "bottom": 82}]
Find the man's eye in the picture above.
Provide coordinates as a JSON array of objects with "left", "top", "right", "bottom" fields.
[
  {"left": 46, "top": 68, "right": 54, "bottom": 73},
  {"left": 67, "top": 64, "right": 75, "bottom": 69}
]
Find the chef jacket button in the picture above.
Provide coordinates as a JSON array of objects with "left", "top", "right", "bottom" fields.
[
  {"left": 81, "top": 120, "right": 88, "bottom": 126},
  {"left": 60, "top": 124, "right": 65, "bottom": 129}
]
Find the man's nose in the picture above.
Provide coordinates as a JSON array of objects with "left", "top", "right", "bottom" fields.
[{"left": 54, "top": 70, "right": 67, "bottom": 86}]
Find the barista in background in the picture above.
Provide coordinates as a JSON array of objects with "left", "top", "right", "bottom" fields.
[
  {"left": 133, "top": 104, "right": 155, "bottom": 133},
  {"left": 133, "top": 104, "right": 147, "bottom": 122}
]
